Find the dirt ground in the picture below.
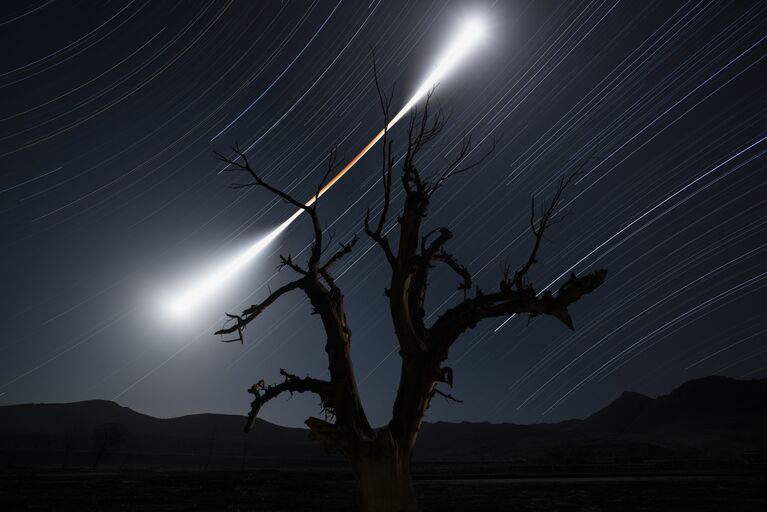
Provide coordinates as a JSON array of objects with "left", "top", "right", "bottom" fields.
[{"left": 1, "top": 467, "right": 765, "bottom": 511}]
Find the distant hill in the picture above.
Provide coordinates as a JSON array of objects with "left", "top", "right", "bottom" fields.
[
  {"left": 616, "top": 376, "right": 767, "bottom": 455},
  {"left": 418, "top": 376, "right": 767, "bottom": 461},
  {"left": 576, "top": 391, "right": 653, "bottom": 436},
  {"left": 0, "top": 399, "right": 322, "bottom": 467},
  {"left": 1, "top": 376, "right": 765, "bottom": 467}
]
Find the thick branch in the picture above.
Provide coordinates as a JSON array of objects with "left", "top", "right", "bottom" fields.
[
  {"left": 244, "top": 369, "right": 331, "bottom": 432},
  {"left": 429, "top": 269, "right": 607, "bottom": 353},
  {"left": 385, "top": 98, "right": 446, "bottom": 354},
  {"left": 421, "top": 228, "right": 452, "bottom": 260},
  {"left": 215, "top": 278, "right": 304, "bottom": 336}
]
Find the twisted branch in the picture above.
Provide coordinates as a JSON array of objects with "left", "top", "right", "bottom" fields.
[
  {"left": 215, "top": 278, "right": 304, "bottom": 336},
  {"left": 245, "top": 369, "right": 332, "bottom": 432}
]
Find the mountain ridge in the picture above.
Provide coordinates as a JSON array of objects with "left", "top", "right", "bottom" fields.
[{"left": 1, "top": 376, "right": 765, "bottom": 465}]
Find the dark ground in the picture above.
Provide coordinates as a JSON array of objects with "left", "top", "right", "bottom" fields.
[{"left": 1, "top": 465, "right": 766, "bottom": 511}]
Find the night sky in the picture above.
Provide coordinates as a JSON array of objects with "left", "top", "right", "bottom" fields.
[{"left": 1, "top": 0, "right": 766, "bottom": 429}]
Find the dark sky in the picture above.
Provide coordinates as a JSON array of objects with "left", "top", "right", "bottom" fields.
[{"left": 1, "top": 0, "right": 766, "bottom": 428}]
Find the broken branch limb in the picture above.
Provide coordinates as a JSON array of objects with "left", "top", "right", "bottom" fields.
[
  {"left": 245, "top": 369, "right": 332, "bottom": 432},
  {"left": 429, "top": 269, "right": 607, "bottom": 351},
  {"left": 215, "top": 278, "right": 305, "bottom": 336}
]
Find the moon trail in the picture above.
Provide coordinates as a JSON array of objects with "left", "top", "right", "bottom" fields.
[{"left": 164, "top": 15, "right": 488, "bottom": 317}]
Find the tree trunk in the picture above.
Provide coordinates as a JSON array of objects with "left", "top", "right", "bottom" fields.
[
  {"left": 353, "top": 453, "right": 417, "bottom": 512},
  {"left": 352, "top": 430, "right": 418, "bottom": 512}
]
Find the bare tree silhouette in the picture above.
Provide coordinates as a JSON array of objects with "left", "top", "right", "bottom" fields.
[
  {"left": 213, "top": 66, "right": 606, "bottom": 511},
  {"left": 61, "top": 425, "right": 78, "bottom": 469},
  {"left": 91, "top": 422, "right": 127, "bottom": 469}
]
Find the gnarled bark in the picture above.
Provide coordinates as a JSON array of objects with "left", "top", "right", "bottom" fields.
[
  {"left": 353, "top": 429, "right": 417, "bottom": 512},
  {"left": 212, "top": 61, "right": 605, "bottom": 512}
]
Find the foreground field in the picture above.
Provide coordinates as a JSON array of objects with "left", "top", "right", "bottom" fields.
[{"left": 1, "top": 467, "right": 766, "bottom": 511}]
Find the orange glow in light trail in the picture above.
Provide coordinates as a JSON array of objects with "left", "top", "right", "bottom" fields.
[{"left": 163, "top": 15, "right": 489, "bottom": 318}]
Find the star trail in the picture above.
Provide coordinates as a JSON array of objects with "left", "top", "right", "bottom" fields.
[
  {"left": 0, "top": 1, "right": 765, "bottom": 428},
  {"left": 162, "top": 13, "right": 488, "bottom": 318}
]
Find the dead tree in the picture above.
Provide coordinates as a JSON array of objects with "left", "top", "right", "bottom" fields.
[
  {"left": 213, "top": 70, "right": 606, "bottom": 512},
  {"left": 91, "top": 422, "right": 127, "bottom": 469}
]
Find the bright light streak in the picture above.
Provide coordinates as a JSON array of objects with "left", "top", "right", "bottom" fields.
[
  {"left": 161, "top": 211, "right": 299, "bottom": 318},
  {"left": 163, "top": 15, "right": 489, "bottom": 318}
]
